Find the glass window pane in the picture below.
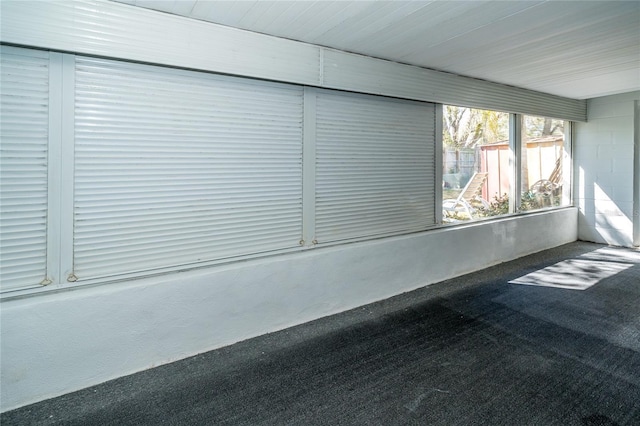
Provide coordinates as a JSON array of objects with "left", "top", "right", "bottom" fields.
[
  {"left": 520, "top": 115, "right": 566, "bottom": 211},
  {"left": 442, "top": 106, "right": 510, "bottom": 222}
]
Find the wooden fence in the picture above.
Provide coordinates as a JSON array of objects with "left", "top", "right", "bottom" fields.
[
  {"left": 443, "top": 136, "right": 564, "bottom": 201},
  {"left": 480, "top": 136, "right": 564, "bottom": 200}
]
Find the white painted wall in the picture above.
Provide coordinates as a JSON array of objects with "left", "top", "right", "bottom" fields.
[
  {"left": 574, "top": 91, "right": 640, "bottom": 247},
  {"left": 0, "top": 208, "right": 577, "bottom": 411}
]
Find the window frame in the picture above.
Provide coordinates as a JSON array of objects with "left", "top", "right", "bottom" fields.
[{"left": 439, "top": 107, "right": 574, "bottom": 225}]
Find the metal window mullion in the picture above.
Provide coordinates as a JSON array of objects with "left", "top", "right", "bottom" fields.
[
  {"left": 435, "top": 104, "right": 443, "bottom": 224},
  {"left": 302, "top": 87, "right": 317, "bottom": 247},
  {"left": 510, "top": 113, "right": 522, "bottom": 213},
  {"left": 562, "top": 120, "right": 573, "bottom": 208},
  {"left": 633, "top": 102, "right": 639, "bottom": 247},
  {"left": 60, "top": 54, "right": 75, "bottom": 282},
  {"left": 45, "top": 52, "right": 63, "bottom": 286}
]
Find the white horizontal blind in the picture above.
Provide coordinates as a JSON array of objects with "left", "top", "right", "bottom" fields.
[
  {"left": 0, "top": 47, "right": 50, "bottom": 291},
  {"left": 315, "top": 90, "right": 436, "bottom": 243},
  {"left": 73, "top": 57, "right": 303, "bottom": 279}
]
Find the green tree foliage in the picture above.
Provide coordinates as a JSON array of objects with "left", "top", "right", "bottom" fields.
[
  {"left": 523, "top": 116, "right": 564, "bottom": 138},
  {"left": 443, "top": 106, "right": 509, "bottom": 148}
]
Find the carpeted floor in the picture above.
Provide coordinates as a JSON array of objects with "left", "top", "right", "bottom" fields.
[{"left": 3, "top": 241, "right": 640, "bottom": 425}]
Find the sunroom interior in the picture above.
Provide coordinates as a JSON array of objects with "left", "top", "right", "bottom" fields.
[{"left": 1, "top": 0, "right": 639, "bottom": 415}]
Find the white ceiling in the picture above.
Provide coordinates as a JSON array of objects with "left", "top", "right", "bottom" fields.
[{"left": 112, "top": 0, "right": 639, "bottom": 100}]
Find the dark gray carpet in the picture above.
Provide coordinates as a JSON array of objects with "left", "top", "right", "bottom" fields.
[{"left": 3, "top": 241, "right": 640, "bottom": 425}]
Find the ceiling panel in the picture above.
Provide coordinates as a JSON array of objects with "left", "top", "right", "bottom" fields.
[{"left": 111, "top": 0, "right": 639, "bottom": 99}]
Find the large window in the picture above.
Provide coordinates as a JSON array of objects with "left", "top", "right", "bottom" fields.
[
  {"left": 442, "top": 108, "right": 572, "bottom": 223},
  {"left": 442, "top": 106, "right": 510, "bottom": 222},
  {"left": 519, "top": 115, "right": 569, "bottom": 211}
]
